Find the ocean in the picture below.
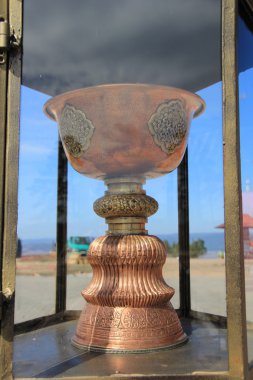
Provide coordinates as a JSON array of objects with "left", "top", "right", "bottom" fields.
[
  {"left": 20, "top": 232, "right": 225, "bottom": 259},
  {"left": 158, "top": 232, "right": 225, "bottom": 259}
]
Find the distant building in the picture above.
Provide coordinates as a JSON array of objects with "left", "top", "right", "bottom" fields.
[
  {"left": 216, "top": 179, "right": 253, "bottom": 258},
  {"left": 242, "top": 178, "right": 253, "bottom": 216},
  {"left": 217, "top": 214, "right": 253, "bottom": 258}
]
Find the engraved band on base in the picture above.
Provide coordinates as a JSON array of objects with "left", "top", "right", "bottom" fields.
[{"left": 72, "top": 303, "right": 187, "bottom": 352}]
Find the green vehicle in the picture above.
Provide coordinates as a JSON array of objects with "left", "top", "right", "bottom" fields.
[{"left": 68, "top": 236, "right": 93, "bottom": 255}]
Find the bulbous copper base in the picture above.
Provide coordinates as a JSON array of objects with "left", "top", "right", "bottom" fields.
[{"left": 73, "top": 234, "right": 187, "bottom": 352}]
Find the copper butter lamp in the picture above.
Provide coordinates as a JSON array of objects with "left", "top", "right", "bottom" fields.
[{"left": 44, "top": 84, "right": 205, "bottom": 352}]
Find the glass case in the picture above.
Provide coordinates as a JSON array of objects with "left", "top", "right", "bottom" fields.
[
  {"left": 0, "top": 0, "right": 252, "bottom": 379},
  {"left": 238, "top": 9, "right": 253, "bottom": 365}
]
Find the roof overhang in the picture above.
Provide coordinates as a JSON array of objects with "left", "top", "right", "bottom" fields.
[{"left": 21, "top": 0, "right": 253, "bottom": 97}]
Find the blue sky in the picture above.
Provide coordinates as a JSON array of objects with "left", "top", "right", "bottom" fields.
[{"left": 17, "top": 68, "right": 253, "bottom": 239}]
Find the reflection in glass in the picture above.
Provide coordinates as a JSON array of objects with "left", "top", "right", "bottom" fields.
[
  {"left": 189, "top": 82, "right": 226, "bottom": 316},
  {"left": 23, "top": 0, "right": 220, "bottom": 95},
  {"left": 238, "top": 16, "right": 253, "bottom": 363},
  {"left": 15, "top": 86, "right": 58, "bottom": 323},
  {"left": 22, "top": 0, "right": 221, "bottom": 323},
  {"left": 66, "top": 170, "right": 180, "bottom": 311}
]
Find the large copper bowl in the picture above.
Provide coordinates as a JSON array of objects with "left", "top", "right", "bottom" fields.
[{"left": 44, "top": 84, "right": 205, "bottom": 179}]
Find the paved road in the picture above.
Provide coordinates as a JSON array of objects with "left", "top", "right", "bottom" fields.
[{"left": 15, "top": 271, "right": 253, "bottom": 324}]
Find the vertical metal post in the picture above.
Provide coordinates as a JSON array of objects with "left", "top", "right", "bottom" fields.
[
  {"left": 0, "top": 0, "right": 8, "bottom": 303},
  {"left": 0, "top": 0, "right": 22, "bottom": 378},
  {"left": 0, "top": 0, "right": 8, "bottom": 377},
  {"left": 178, "top": 148, "right": 191, "bottom": 317},
  {"left": 55, "top": 138, "right": 68, "bottom": 313},
  {"left": 222, "top": 0, "right": 249, "bottom": 378}
]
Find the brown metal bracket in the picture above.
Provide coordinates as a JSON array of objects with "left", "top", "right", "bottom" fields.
[
  {"left": 0, "top": 291, "right": 2, "bottom": 320},
  {"left": 0, "top": 17, "right": 21, "bottom": 64},
  {"left": 0, "top": 287, "right": 13, "bottom": 320}
]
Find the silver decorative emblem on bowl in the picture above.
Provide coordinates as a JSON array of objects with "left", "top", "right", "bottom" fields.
[
  {"left": 148, "top": 99, "right": 187, "bottom": 154},
  {"left": 60, "top": 104, "right": 95, "bottom": 158}
]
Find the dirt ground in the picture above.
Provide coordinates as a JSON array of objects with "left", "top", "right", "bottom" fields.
[{"left": 15, "top": 256, "right": 253, "bottom": 325}]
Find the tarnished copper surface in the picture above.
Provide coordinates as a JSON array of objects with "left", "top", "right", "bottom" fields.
[
  {"left": 44, "top": 84, "right": 205, "bottom": 180},
  {"left": 72, "top": 235, "right": 187, "bottom": 351}
]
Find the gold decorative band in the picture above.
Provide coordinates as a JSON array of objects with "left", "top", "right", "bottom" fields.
[
  {"left": 105, "top": 217, "right": 147, "bottom": 235},
  {"left": 93, "top": 193, "right": 158, "bottom": 219},
  {"left": 93, "top": 177, "right": 158, "bottom": 235}
]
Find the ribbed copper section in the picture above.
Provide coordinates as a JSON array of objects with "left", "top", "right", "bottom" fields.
[
  {"left": 73, "top": 235, "right": 187, "bottom": 351},
  {"left": 83, "top": 235, "right": 174, "bottom": 308}
]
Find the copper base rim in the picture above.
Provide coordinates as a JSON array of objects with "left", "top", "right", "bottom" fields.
[
  {"left": 73, "top": 303, "right": 187, "bottom": 352},
  {"left": 71, "top": 334, "right": 188, "bottom": 354}
]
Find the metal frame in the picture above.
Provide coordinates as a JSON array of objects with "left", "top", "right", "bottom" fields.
[
  {"left": 55, "top": 139, "right": 68, "bottom": 314},
  {"left": 222, "top": 0, "right": 249, "bottom": 378},
  {"left": 178, "top": 149, "right": 191, "bottom": 319},
  {"left": 239, "top": 0, "right": 253, "bottom": 33},
  {"left": 0, "top": 0, "right": 8, "bottom": 326},
  {"left": 1, "top": 0, "right": 253, "bottom": 379},
  {"left": 14, "top": 310, "right": 80, "bottom": 335},
  {"left": 16, "top": 375, "right": 229, "bottom": 380},
  {"left": 0, "top": 0, "right": 22, "bottom": 379},
  {"left": 177, "top": 2, "right": 251, "bottom": 379},
  {"left": 0, "top": 0, "right": 9, "bottom": 377}
]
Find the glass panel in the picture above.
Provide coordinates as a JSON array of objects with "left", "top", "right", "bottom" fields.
[
  {"left": 16, "top": 86, "right": 58, "bottom": 323},
  {"left": 59, "top": 0, "right": 188, "bottom": 312},
  {"left": 66, "top": 170, "right": 103, "bottom": 311},
  {"left": 238, "top": 14, "right": 253, "bottom": 364},
  {"left": 22, "top": 0, "right": 221, "bottom": 95},
  {"left": 147, "top": 173, "right": 179, "bottom": 309},
  {"left": 189, "top": 82, "right": 225, "bottom": 316},
  {"left": 14, "top": 0, "right": 227, "bottom": 376},
  {"left": 66, "top": 170, "right": 179, "bottom": 310}
]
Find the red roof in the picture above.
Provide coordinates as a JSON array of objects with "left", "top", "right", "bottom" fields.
[{"left": 216, "top": 214, "right": 253, "bottom": 229}]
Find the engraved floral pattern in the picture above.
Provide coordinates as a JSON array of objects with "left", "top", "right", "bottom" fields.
[
  {"left": 60, "top": 104, "right": 95, "bottom": 157},
  {"left": 96, "top": 309, "right": 121, "bottom": 328},
  {"left": 148, "top": 99, "right": 187, "bottom": 154},
  {"left": 122, "top": 310, "right": 146, "bottom": 329},
  {"left": 78, "top": 304, "right": 183, "bottom": 333},
  {"left": 93, "top": 194, "right": 158, "bottom": 218}
]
